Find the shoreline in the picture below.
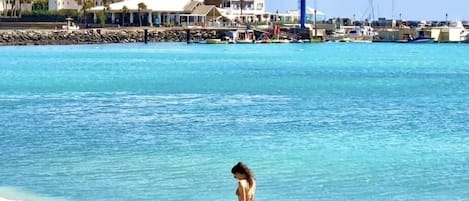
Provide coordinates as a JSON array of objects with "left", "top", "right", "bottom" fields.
[{"left": 2, "top": 27, "right": 468, "bottom": 46}]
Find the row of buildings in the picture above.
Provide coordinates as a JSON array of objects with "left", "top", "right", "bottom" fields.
[
  {"left": 2, "top": 0, "right": 468, "bottom": 42},
  {"left": 0, "top": 0, "right": 325, "bottom": 26}
]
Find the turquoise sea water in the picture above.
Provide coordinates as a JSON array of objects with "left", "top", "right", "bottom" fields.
[{"left": 0, "top": 43, "right": 468, "bottom": 201}]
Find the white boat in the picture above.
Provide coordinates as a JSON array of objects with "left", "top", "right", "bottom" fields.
[
  {"left": 62, "top": 17, "right": 79, "bottom": 30},
  {"left": 348, "top": 26, "right": 376, "bottom": 43},
  {"left": 271, "top": 39, "right": 290, "bottom": 43},
  {"left": 236, "top": 29, "right": 256, "bottom": 44},
  {"left": 448, "top": 21, "right": 469, "bottom": 42},
  {"left": 226, "top": 30, "right": 256, "bottom": 44},
  {"left": 428, "top": 21, "right": 469, "bottom": 42},
  {"left": 198, "top": 38, "right": 228, "bottom": 44},
  {"left": 407, "top": 36, "right": 435, "bottom": 43},
  {"left": 328, "top": 27, "right": 348, "bottom": 42},
  {"left": 255, "top": 33, "right": 272, "bottom": 43}
]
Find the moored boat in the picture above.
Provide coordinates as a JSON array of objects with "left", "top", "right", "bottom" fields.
[
  {"left": 407, "top": 36, "right": 435, "bottom": 43},
  {"left": 198, "top": 38, "right": 228, "bottom": 44},
  {"left": 62, "top": 17, "right": 79, "bottom": 30}
]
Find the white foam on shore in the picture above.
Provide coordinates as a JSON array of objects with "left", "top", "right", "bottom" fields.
[{"left": 0, "top": 186, "right": 65, "bottom": 201}]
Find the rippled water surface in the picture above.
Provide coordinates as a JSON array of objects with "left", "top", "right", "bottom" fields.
[{"left": 1, "top": 43, "right": 469, "bottom": 201}]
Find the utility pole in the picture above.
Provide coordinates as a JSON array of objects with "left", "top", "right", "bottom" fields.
[
  {"left": 314, "top": 0, "right": 317, "bottom": 12},
  {"left": 314, "top": 9, "right": 317, "bottom": 36}
]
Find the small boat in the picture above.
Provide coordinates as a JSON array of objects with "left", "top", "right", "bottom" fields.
[
  {"left": 399, "top": 32, "right": 434, "bottom": 43},
  {"left": 348, "top": 26, "right": 376, "bottom": 43},
  {"left": 224, "top": 30, "right": 255, "bottom": 44},
  {"left": 62, "top": 17, "right": 79, "bottom": 30},
  {"left": 255, "top": 33, "right": 272, "bottom": 44},
  {"left": 407, "top": 36, "right": 434, "bottom": 43},
  {"left": 290, "top": 39, "right": 304, "bottom": 43},
  {"left": 198, "top": 38, "right": 228, "bottom": 44},
  {"left": 271, "top": 39, "right": 290, "bottom": 43},
  {"left": 236, "top": 29, "right": 256, "bottom": 44}
]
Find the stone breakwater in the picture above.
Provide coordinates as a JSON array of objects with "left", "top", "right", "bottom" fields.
[{"left": 0, "top": 28, "right": 220, "bottom": 45}]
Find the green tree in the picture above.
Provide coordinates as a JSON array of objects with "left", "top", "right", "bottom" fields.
[
  {"left": 137, "top": 2, "right": 147, "bottom": 26},
  {"left": 81, "top": 0, "right": 94, "bottom": 27},
  {"left": 121, "top": 5, "right": 129, "bottom": 26},
  {"left": 100, "top": 0, "right": 110, "bottom": 27},
  {"left": 98, "top": 11, "right": 106, "bottom": 27},
  {"left": 32, "top": 0, "right": 48, "bottom": 11}
]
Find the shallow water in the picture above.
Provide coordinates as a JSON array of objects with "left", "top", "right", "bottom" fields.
[{"left": 0, "top": 43, "right": 468, "bottom": 201}]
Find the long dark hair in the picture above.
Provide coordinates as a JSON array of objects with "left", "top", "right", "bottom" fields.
[{"left": 231, "top": 162, "right": 255, "bottom": 186}]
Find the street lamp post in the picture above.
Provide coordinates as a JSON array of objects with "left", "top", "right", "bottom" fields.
[{"left": 446, "top": 13, "right": 449, "bottom": 26}]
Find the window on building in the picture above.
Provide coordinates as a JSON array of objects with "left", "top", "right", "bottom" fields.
[
  {"left": 222, "top": 1, "right": 231, "bottom": 8},
  {"left": 257, "top": 3, "right": 263, "bottom": 10}
]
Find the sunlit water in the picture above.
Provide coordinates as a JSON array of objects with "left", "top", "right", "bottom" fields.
[{"left": 0, "top": 43, "right": 468, "bottom": 201}]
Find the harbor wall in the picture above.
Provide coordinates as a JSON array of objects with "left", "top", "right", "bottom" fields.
[{"left": 0, "top": 28, "right": 222, "bottom": 45}]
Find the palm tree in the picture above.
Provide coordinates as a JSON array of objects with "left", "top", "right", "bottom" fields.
[
  {"left": 81, "top": 0, "right": 94, "bottom": 28},
  {"left": 101, "top": 0, "right": 110, "bottom": 26},
  {"left": 137, "top": 2, "right": 147, "bottom": 26},
  {"left": 239, "top": 0, "right": 244, "bottom": 24},
  {"left": 121, "top": 5, "right": 129, "bottom": 26}
]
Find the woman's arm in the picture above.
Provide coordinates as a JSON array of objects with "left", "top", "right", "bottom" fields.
[{"left": 237, "top": 182, "right": 248, "bottom": 201}]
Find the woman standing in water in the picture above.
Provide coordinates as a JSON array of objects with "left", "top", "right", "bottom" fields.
[{"left": 232, "top": 162, "right": 256, "bottom": 201}]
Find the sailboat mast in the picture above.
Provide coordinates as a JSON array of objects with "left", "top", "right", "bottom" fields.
[
  {"left": 314, "top": 0, "right": 317, "bottom": 36},
  {"left": 392, "top": 0, "right": 395, "bottom": 19}
]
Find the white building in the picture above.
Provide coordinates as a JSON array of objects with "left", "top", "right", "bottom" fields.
[
  {"left": 270, "top": 7, "right": 326, "bottom": 24},
  {"left": 48, "top": 0, "right": 82, "bottom": 10},
  {"left": 216, "top": 0, "right": 265, "bottom": 22},
  {"left": 48, "top": 0, "right": 124, "bottom": 11},
  {"left": 1, "top": 0, "right": 33, "bottom": 13},
  {"left": 89, "top": 0, "right": 219, "bottom": 27}
]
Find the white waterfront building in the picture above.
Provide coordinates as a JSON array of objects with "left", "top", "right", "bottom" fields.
[
  {"left": 216, "top": 0, "right": 265, "bottom": 23},
  {"left": 0, "top": 0, "right": 33, "bottom": 13},
  {"left": 89, "top": 0, "right": 220, "bottom": 27},
  {"left": 48, "top": 0, "right": 82, "bottom": 10},
  {"left": 48, "top": 0, "right": 125, "bottom": 11}
]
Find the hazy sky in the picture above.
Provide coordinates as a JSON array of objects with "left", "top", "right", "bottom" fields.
[{"left": 266, "top": 0, "right": 469, "bottom": 21}]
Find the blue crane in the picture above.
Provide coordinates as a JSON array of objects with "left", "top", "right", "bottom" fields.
[{"left": 300, "top": 0, "right": 306, "bottom": 29}]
